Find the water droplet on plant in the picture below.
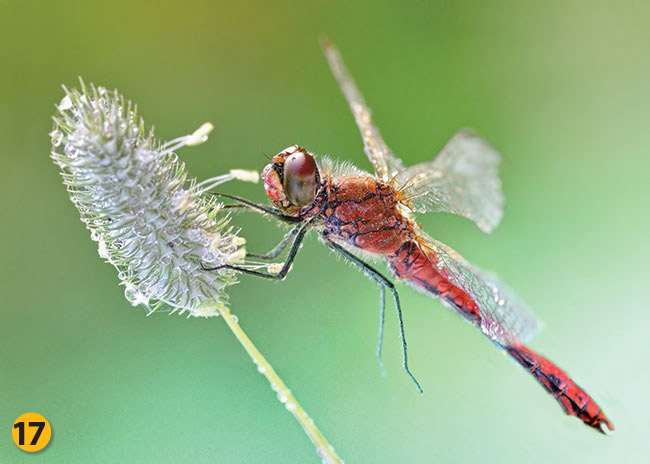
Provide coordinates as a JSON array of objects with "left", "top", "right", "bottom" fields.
[
  {"left": 97, "top": 240, "right": 109, "bottom": 259},
  {"left": 124, "top": 284, "right": 150, "bottom": 306},
  {"left": 64, "top": 144, "right": 78, "bottom": 159},
  {"left": 124, "top": 285, "right": 139, "bottom": 304},
  {"left": 58, "top": 95, "right": 73, "bottom": 110},
  {"left": 50, "top": 130, "right": 63, "bottom": 147}
]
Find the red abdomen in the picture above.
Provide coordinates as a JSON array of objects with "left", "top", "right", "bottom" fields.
[
  {"left": 507, "top": 346, "right": 613, "bottom": 433},
  {"left": 388, "top": 240, "right": 613, "bottom": 433},
  {"left": 389, "top": 240, "right": 482, "bottom": 323}
]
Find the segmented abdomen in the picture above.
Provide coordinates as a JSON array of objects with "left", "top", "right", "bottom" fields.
[
  {"left": 388, "top": 240, "right": 613, "bottom": 433},
  {"left": 507, "top": 346, "right": 613, "bottom": 433},
  {"left": 389, "top": 241, "right": 482, "bottom": 323}
]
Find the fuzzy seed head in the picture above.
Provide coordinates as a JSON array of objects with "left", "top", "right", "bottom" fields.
[{"left": 50, "top": 81, "right": 248, "bottom": 317}]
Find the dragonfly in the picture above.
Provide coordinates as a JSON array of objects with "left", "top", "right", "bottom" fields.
[{"left": 205, "top": 39, "right": 613, "bottom": 434}]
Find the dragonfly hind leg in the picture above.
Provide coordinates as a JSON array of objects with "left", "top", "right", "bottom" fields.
[
  {"left": 377, "top": 286, "right": 386, "bottom": 377},
  {"left": 322, "top": 235, "right": 422, "bottom": 394}
]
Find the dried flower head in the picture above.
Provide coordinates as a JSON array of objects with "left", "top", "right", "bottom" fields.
[{"left": 50, "top": 80, "right": 258, "bottom": 317}]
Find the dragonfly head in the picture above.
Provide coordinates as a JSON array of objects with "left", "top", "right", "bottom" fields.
[{"left": 263, "top": 145, "right": 319, "bottom": 214}]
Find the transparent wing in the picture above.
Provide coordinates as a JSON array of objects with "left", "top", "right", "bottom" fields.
[
  {"left": 395, "top": 129, "right": 504, "bottom": 233},
  {"left": 415, "top": 229, "right": 543, "bottom": 346},
  {"left": 321, "top": 39, "right": 404, "bottom": 181}
]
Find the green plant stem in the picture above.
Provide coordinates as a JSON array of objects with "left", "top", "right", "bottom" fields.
[{"left": 216, "top": 303, "right": 344, "bottom": 464}]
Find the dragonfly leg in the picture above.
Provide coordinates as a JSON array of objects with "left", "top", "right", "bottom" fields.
[
  {"left": 211, "top": 192, "right": 301, "bottom": 224},
  {"left": 322, "top": 236, "right": 423, "bottom": 394},
  {"left": 202, "top": 224, "right": 309, "bottom": 280},
  {"left": 377, "top": 286, "right": 386, "bottom": 377},
  {"left": 246, "top": 224, "right": 302, "bottom": 260}
]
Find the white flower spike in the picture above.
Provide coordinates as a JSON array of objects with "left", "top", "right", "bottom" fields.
[{"left": 50, "top": 80, "right": 250, "bottom": 317}]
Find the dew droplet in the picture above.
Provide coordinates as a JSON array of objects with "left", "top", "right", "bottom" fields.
[
  {"left": 97, "top": 240, "right": 109, "bottom": 259},
  {"left": 64, "top": 144, "right": 78, "bottom": 159},
  {"left": 123, "top": 285, "right": 150, "bottom": 306},
  {"left": 124, "top": 285, "right": 137, "bottom": 304},
  {"left": 50, "top": 129, "right": 63, "bottom": 147},
  {"left": 58, "top": 95, "right": 73, "bottom": 110}
]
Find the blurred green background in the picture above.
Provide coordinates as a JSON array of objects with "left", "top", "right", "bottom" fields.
[{"left": 1, "top": 0, "right": 649, "bottom": 462}]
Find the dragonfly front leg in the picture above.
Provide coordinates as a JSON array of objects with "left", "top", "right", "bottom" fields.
[
  {"left": 322, "top": 235, "right": 422, "bottom": 394},
  {"left": 202, "top": 224, "right": 309, "bottom": 280},
  {"left": 211, "top": 192, "right": 301, "bottom": 224}
]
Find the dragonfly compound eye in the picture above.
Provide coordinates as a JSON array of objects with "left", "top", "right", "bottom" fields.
[{"left": 282, "top": 150, "right": 318, "bottom": 207}]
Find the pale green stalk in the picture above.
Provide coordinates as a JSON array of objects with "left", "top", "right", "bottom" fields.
[{"left": 214, "top": 302, "right": 343, "bottom": 464}]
